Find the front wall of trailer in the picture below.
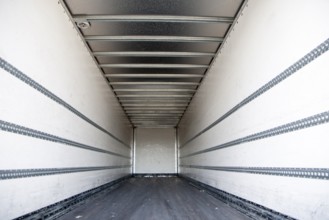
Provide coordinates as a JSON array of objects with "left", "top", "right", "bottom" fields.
[
  {"left": 134, "top": 128, "right": 176, "bottom": 174},
  {"left": 0, "top": 1, "right": 132, "bottom": 219},
  {"left": 178, "top": 0, "right": 329, "bottom": 219}
]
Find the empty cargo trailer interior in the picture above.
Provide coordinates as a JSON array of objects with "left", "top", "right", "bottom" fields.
[{"left": 1, "top": 0, "right": 329, "bottom": 219}]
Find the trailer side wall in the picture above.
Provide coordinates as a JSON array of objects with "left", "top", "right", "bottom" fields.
[
  {"left": 178, "top": 0, "right": 329, "bottom": 219},
  {"left": 0, "top": 1, "right": 132, "bottom": 219}
]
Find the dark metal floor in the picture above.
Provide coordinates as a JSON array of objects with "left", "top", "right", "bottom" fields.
[{"left": 59, "top": 177, "right": 250, "bottom": 220}]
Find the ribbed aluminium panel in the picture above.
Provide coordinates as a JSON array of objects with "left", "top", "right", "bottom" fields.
[{"left": 62, "top": 0, "right": 244, "bottom": 128}]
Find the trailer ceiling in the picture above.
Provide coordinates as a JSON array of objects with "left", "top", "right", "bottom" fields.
[{"left": 61, "top": 0, "right": 244, "bottom": 128}]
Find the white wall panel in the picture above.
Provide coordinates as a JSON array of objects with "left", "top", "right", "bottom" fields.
[
  {"left": 0, "top": 133, "right": 130, "bottom": 169},
  {"left": 179, "top": 0, "right": 329, "bottom": 144},
  {"left": 181, "top": 167, "right": 329, "bottom": 219},
  {"left": 180, "top": 52, "right": 329, "bottom": 158},
  {"left": 135, "top": 128, "right": 176, "bottom": 174},
  {"left": 0, "top": 169, "right": 130, "bottom": 219},
  {"left": 181, "top": 123, "right": 329, "bottom": 168},
  {"left": 178, "top": 0, "right": 329, "bottom": 219},
  {"left": 0, "top": 2, "right": 131, "bottom": 143},
  {"left": 0, "top": 1, "right": 132, "bottom": 219}
]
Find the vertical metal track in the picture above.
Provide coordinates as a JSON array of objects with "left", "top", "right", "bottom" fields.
[
  {"left": 132, "top": 127, "right": 136, "bottom": 174},
  {"left": 175, "top": 128, "right": 179, "bottom": 174}
]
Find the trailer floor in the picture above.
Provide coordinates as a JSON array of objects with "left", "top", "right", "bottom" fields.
[{"left": 59, "top": 177, "right": 250, "bottom": 220}]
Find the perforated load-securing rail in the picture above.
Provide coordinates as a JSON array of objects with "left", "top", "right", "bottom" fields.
[
  {"left": 180, "top": 110, "right": 329, "bottom": 158},
  {"left": 0, "top": 57, "right": 130, "bottom": 148},
  {"left": 180, "top": 165, "right": 329, "bottom": 180},
  {"left": 0, "top": 166, "right": 130, "bottom": 180},
  {"left": 180, "top": 37, "right": 329, "bottom": 148},
  {"left": 0, "top": 119, "right": 130, "bottom": 159}
]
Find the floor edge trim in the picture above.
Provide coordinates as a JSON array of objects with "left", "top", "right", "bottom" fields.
[
  {"left": 179, "top": 174, "right": 296, "bottom": 220},
  {"left": 14, "top": 175, "right": 131, "bottom": 220}
]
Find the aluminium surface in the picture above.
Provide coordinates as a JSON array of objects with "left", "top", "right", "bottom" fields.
[{"left": 62, "top": 0, "right": 245, "bottom": 128}]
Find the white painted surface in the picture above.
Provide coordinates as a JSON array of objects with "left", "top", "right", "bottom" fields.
[
  {"left": 135, "top": 128, "right": 176, "bottom": 174},
  {"left": 0, "top": 1, "right": 132, "bottom": 219},
  {"left": 179, "top": 0, "right": 329, "bottom": 219},
  {"left": 0, "top": 169, "right": 130, "bottom": 220}
]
